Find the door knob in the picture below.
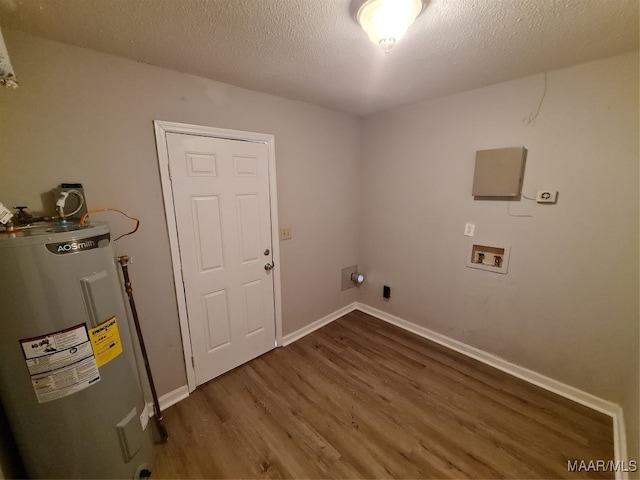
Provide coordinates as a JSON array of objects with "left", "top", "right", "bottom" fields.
[{"left": 264, "top": 262, "right": 275, "bottom": 271}]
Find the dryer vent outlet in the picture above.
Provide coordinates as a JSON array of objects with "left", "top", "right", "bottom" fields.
[{"left": 341, "top": 265, "right": 358, "bottom": 291}]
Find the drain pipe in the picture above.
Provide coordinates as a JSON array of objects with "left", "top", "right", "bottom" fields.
[{"left": 117, "top": 255, "right": 168, "bottom": 443}]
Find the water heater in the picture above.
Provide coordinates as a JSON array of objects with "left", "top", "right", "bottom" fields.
[{"left": 0, "top": 222, "right": 154, "bottom": 478}]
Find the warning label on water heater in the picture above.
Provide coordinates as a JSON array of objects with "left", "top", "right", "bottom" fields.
[
  {"left": 20, "top": 324, "right": 101, "bottom": 404},
  {"left": 88, "top": 316, "right": 122, "bottom": 367}
]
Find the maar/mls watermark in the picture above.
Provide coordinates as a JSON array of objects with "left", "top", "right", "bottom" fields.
[{"left": 568, "top": 459, "right": 638, "bottom": 473}]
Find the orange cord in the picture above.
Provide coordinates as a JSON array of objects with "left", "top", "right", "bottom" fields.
[{"left": 79, "top": 208, "right": 140, "bottom": 241}]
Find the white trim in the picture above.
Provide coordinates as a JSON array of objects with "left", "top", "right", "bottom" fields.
[
  {"left": 355, "top": 303, "right": 629, "bottom": 476},
  {"left": 154, "top": 121, "right": 196, "bottom": 391},
  {"left": 154, "top": 385, "right": 190, "bottom": 413},
  {"left": 267, "top": 137, "right": 284, "bottom": 346},
  {"left": 282, "top": 303, "right": 358, "bottom": 346},
  {"left": 151, "top": 303, "right": 359, "bottom": 411},
  {"left": 153, "top": 120, "right": 283, "bottom": 392},
  {"left": 147, "top": 302, "right": 629, "bottom": 477},
  {"left": 356, "top": 303, "right": 621, "bottom": 415},
  {"left": 612, "top": 407, "right": 629, "bottom": 480}
]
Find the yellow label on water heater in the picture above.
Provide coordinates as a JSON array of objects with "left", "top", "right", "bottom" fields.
[{"left": 89, "top": 316, "right": 123, "bottom": 367}]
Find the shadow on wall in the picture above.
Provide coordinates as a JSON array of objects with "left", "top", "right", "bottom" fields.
[{"left": 0, "top": 404, "right": 25, "bottom": 479}]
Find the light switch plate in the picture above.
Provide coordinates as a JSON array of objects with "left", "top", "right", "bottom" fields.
[{"left": 279, "top": 226, "right": 292, "bottom": 240}]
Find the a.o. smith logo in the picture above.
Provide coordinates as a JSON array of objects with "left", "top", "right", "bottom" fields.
[{"left": 46, "top": 233, "right": 110, "bottom": 255}]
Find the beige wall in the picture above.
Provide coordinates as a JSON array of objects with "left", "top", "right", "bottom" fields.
[
  {"left": 358, "top": 53, "right": 639, "bottom": 459},
  {"left": 0, "top": 28, "right": 637, "bottom": 471},
  {"left": 0, "top": 29, "right": 362, "bottom": 398}
]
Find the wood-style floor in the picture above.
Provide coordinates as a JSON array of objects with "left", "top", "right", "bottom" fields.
[{"left": 152, "top": 310, "right": 614, "bottom": 479}]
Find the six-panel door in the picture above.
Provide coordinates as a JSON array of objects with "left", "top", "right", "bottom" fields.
[{"left": 167, "top": 133, "right": 276, "bottom": 385}]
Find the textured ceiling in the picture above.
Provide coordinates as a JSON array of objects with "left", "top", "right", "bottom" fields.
[{"left": 0, "top": 0, "right": 638, "bottom": 116}]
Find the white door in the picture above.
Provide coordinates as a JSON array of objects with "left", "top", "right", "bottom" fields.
[{"left": 166, "top": 132, "right": 276, "bottom": 386}]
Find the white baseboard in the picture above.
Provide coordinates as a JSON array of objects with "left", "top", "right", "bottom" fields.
[
  {"left": 154, "top": 304, "right": 359, "bottom": 411},
  {"left": 281, "top": 302, "right": 358, "bottom": 346},
  {"left": 612, "top": 406, "right": 629, "bottom": 480},
  {"left": 148, "top": 384, "right": 190, "bottom": 414},
  {"left": 355, "top": 302, "right": 628, "bottom": 475},
  {"left": 149, "top": 302, "right": 629, "bottom": 478}
]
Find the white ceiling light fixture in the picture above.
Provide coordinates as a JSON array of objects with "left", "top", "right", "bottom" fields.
[{"left": 357, "top": 0, "right": 424, "bottom": 53}]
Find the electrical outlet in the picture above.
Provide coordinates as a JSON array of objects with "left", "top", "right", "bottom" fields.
[
  {"left": 536, "top": 190, "right": 558, "bottom": 203},
  {"left": 279, "top": 226, "right": 292, "bottom": 240},
  {"left": 464, "top": 223, "right": 475, "bottom": 237}
]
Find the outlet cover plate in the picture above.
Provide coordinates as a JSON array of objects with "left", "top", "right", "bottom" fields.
[
  {"left": 464, "top": 223, "right": 475, "bottom": 237},
  {"left": 536, "top": 190, "right": 558, "bottom": 203}
]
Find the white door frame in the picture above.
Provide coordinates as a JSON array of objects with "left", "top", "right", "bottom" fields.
[{"left": 154, "top": 120, "right": 283, "bottom": 393}]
